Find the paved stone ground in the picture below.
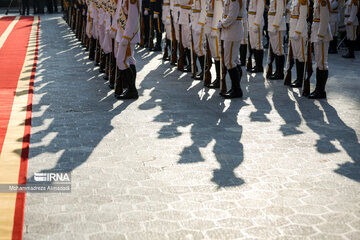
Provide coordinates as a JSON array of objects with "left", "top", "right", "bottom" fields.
[{"left": 22, "top": 14, "right": 360, "bottom": 240}]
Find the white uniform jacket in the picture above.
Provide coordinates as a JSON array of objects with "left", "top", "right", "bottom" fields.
[
  {"left": 268, "top": 0, "right": 287, "bottom": 31},
  {"left": 289, "top": 0, "right": 308, "bottom": 38},
  {"left": 220, "top": 0, "right": 245, "bottom": 41},
  {"left": 311, "top": 0, "right": 333, "bottom": 42},
  {"left": 115, "top": 0, "right": 141, "bottom": 44}
]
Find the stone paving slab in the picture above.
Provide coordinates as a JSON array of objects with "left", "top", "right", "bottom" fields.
[{"left": 23, "top": 14, "right": 360, "bottom": 239}]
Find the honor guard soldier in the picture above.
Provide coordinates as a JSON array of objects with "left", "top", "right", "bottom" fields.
[
  {"left": 109, "top": 0, "right": 119, "bottom": 89},
  {"left": 142, "top": 0, "right": 150, "bottom": 48},
  {"left": 342, "top": 0, "right": 359, "bottom": 58},
  {"left": 309, "top": 0, "right": 332, "bottom": 99},
  {"left": 248, "top": 0, "right": 265, "bottom": 72},
  {"left": 217, "top": 0, "right": 245, "bottom": 98},
  {"left": 178, "top": 0, "right": 192, "bottom": 71},
  {"left": 172, "top": 0, "right": 181, "bottom": 55},
  {"left": 191, "top": 0, "right": 206, "bottom": 79},
  {"left": 288, "top": 0, "right": 309, "bottom": 87},
  {"left": 150, "top": 0, "right": 163, "bottom": 51},
  {"left": 205, "top": 0, "right": 223, "bottom": 88},
  {"left": 328, "top": 0, "right": 339, "bottom": 53},
  {"left": 162, "top": 0, "right": 172, "bottom": 59},
  {"left": 267, "top": 0, "right": 286, "bottom": 80},
  {"left": 101, "top": 2, "right": 113, "bottom": 79},
  {"left": 239, "top": 0, "right": 247, "bottom": 66},
  {"left": 115, "top": 0, "right": 142, "bottom": 99}
]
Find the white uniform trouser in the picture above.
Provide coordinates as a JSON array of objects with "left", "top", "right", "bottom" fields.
[
  {"left": 224, "top": 40, "right": 241, "bottom": 69},
  {"left": 314, "top": 41, "right": 329, "bottom": 70},
  {"left": 290, "top": 36, "right": 307, "bottom": 62},
  {"left": 330, "top": 21, "right": 338, "bottom": 37},
  {"left": 165, "top": 23, "right": 172, "bottom": 40},
  {"left": 206, "top": 32, "right": 221, "bottom": 61},
  {"left": 249, "top": 25, "right": 263, "bottom": 50},
  {"left": 241, "top": 21, "right": 248, "bottom": 45},
  {"left": 269, "top": 30, "right": 285, "bottom": 56},
  {"left": 116, "top": 43, "right": 136, "bottom": 70},
  {"left": 193, "top": 27, "right": 205, "bottom": 56},
  {"left": 181, "top": 23, "right": 191, "bottom": 49},
  {"left": 346, "top": 25, "right": 358, "bottom": 41}
]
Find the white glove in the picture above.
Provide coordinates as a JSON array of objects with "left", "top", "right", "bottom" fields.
[
  {"left": 317, "top": 35, "right": 324, "bottom": 42},
  {"left": 121, "top": 38, "right": 129, "bottom": 46},
  {"left": 293, "top": 33, "right": 300, "bottom": 40},
  {"left": 216, "top": 21, "right": 222, "bottom": 29},
  {"left": 144, "top": 9, "right": 148, "bottom": 16},
  {"left": 154, "top": 13, "right": 158, "bottom": 19}
]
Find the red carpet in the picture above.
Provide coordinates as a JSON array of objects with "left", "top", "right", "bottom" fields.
[
  {"left": 0, "top": 16, "right": 15, "bottom": 36},
  {"left": 0, "top": 16, "right": 38, "bottom": 240},
  {"left": 0, "top": 17, "right": 33, "bottom": 157}
]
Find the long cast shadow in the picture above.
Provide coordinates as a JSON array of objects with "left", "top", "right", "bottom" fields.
[
  {"left": 138, "top": 62, "right": 246, "bottom": 188},
  {"left": 13, "top": 15, "right": 136, "bottom": 183}
]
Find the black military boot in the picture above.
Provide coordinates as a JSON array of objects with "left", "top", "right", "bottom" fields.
[
  {"left": 95, "top": 41, "right": 100, "bottom": 66},
  {"left": 153, "top": 42, "right": 162, "bottom": 51},
  {"left": 251, "top": 50, "right": 264, "bottom": 73},
  {"left": 103, "top": 54, "right": 110, "bottom": 80},
  {"left": 114, "top": 69, "right": 124, "bottom": 96},
  {"left": 309, "top": 68, "right": 328, "bottom": 99},
  {"left": 328, "top": 38, "right": 338, "bottom": 54},
  {"left": 240, "top": 44, "right": 247, "bottom": 66},
  {"left": 269, "top": 55, "right": 284, "bottom": 80},
  {"left": 99, "top": 51, "right": 106, "bottom": 73},
  {"left": 223, "top": 67, "right": 243, "bottom": 99},
  {"left": 153, "top": 30, "right": 162, "bottom": 51},
  {"left": 207, "top": 60, "right": 221, "bottom": 88},
  {"left": 163, "top": 39, "right": 170, "bottom": 60},
  {"left": 116, "top": 66, "right": 139, "bottom": 100},
  {"left": 109, "top": 65, "right": 117, "bottom": 89},
  {"left": 183, "top": 48, "right": 191, "bottom": 72},
  {"left": 195, "top": 55, "right": 205, "bottom": 80},
  {"left": 289, "top": 60, "right": 305, "bottom": 88},
  {"left": 342, "top": 40, "right": 355, "bottom": 58},
  {"left": 89, "top": 38, "right": 95, "bottom": 61}
]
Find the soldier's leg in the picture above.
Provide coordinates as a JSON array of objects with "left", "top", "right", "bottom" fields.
[
  {"left": 163, "top": 23, "right": 172, "bottom": 60},
  {"left": 240, "top": 21, "right": 247, "bottom": 67},
  {"left": 89, "top": 37, "right": 95, "bottom": 60},
  {"left": 268, "top": 30, "right": 285, "bottom": 80},
  {"left": 109, "top": 40, "right": 116, "bottom": 89},
  {"left": 328, "top": 22, "right": 338, "bottom": 54},
  {"left": 249, "top": 24, "right": 264, "bottom": 73},
  {"left": 153, "top": 14, "right": 162, "bottom": 51},
  {"left": 222, "top": 40, "right": 243, "bottom": 99},
  {"left": 172, "top": 22, "right": 180, "bottom": 64},
  {"left": 194, "top": 27, "right": 206, "bottom": 80},
  {"left": 309, "top": 41, "right": 329, "bottom": 99},
  {"left": 206, "top": 34, "right": 221, "bottom": 88},
  {"left": 342, "top": 25, "right": 356, "bottom": 58},
  {"left": 53, "top": 0, "right": 58, "bottom": 12},
  {"left": 143, "top": 13, "right": 150, "bottom": 48},
  {"left": 115, "top": 43, "right": 138, "bottom": 100},
  {"left": 181, "top": 24, "right": 191, "bottom": 72},
  {"left": 289, "top": 37, "right": 306, "bottom": 88}
]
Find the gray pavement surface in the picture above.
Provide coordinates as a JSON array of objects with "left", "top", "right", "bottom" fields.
[{"left": 23, "top": 14, "right": 360, "bottom": 239}]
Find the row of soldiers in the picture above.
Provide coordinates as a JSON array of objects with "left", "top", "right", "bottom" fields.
[
  {"left": 143, "top": 0, "right": 359, "bottom": 99},
  {"left": 64, "top": 0, "right": 142, "bottom": 99},
  {"left": 63, "top": 0, "right": 359, "bottom": 100}
]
